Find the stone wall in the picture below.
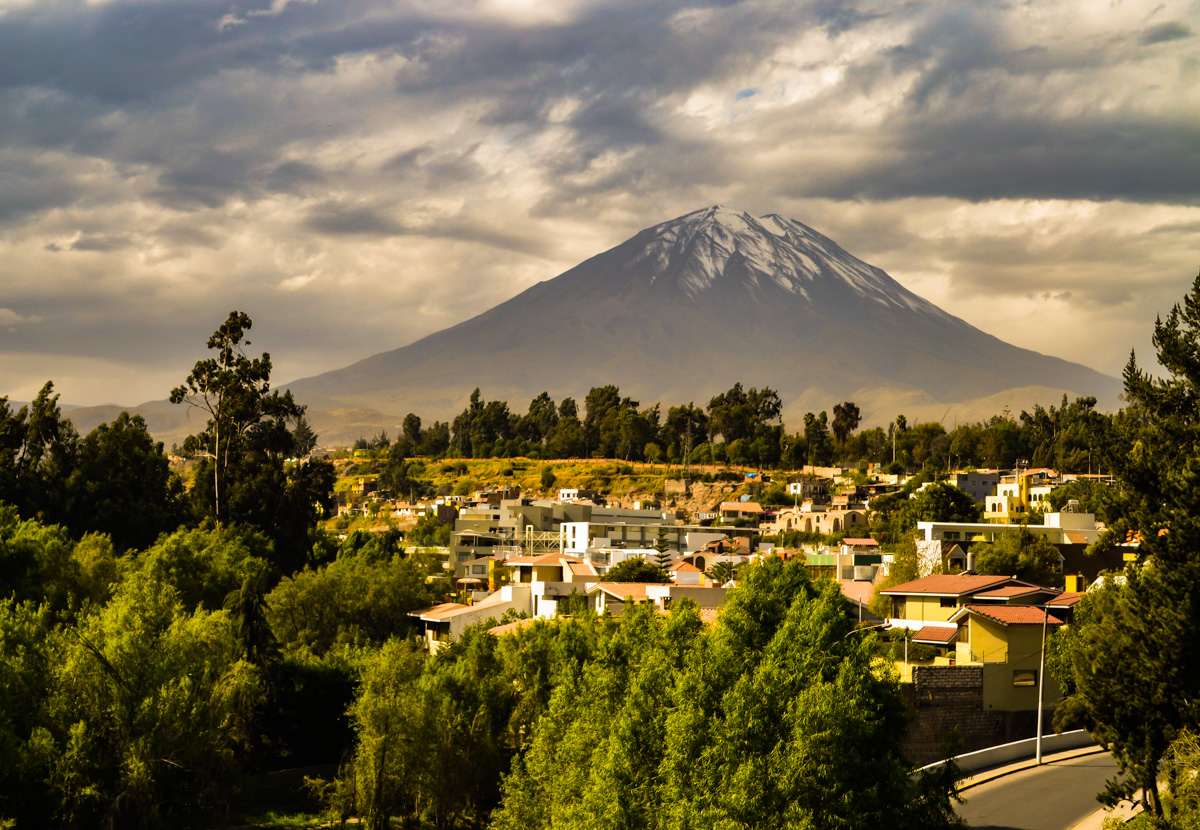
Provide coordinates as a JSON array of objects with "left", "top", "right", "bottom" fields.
[
  {"left": 902, "top": 665, "right": 1051, "bottom": 765},
  {"left": 904, "top": 666, "right": 1002, "bottom": 765}
]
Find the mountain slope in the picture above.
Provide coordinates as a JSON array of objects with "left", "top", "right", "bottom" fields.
[{"left": 286, "top": 206, "right": 1120, "bottom": 424}]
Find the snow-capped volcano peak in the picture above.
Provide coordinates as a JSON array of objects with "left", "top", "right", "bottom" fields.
[
  {"left": 632, "top": 205, "right": 947, "bottom": 319},
  {"left": 286, "top": 203, "right": 1120, "bottom": 428}
]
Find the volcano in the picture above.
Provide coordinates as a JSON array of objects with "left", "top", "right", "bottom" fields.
[{"left": 284, "top": 206, "right": 1119, "bottom": 427}]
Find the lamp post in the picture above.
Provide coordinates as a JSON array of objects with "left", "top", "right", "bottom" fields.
[{"left": 1036, "top": 604, "right": 1049, "bottom": 763}]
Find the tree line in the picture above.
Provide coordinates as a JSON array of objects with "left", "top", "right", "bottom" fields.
[{"left": 369, "top": 381, "right": 1118, "bottom": 475}]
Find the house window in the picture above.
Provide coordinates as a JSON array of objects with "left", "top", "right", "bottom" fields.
[
  {"left": 940, "top": 597, "right": 957, "bottom": 608},
  {"left": 1013, "top": 670, "right": 1037, "bottom": 687}
]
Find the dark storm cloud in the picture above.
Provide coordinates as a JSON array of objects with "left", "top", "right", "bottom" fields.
[
  {"left": 305, "top": 201, "right": 406, "bottom": 236},
  {"left": 151, "top": 148, "right": 266, "bottom": 209},
  {"left": 794, "top": 118, "right": 1200, "bottom": 205},
  {"left": 1, "top": 0, "right": 1194, "bottom": 213},
  {"left": 266, "top": 160, "right": 327, "bottom": 195},
  {"left": 1141, "top": 21, "right": 1192, "bottom": 44},
  {"left": 0, "top": 156, "right": 84, "bottom": 226}
]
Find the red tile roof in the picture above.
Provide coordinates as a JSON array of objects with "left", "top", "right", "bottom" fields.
[
  {"left": 1046, "top": 591, "right": 1084, "bottom": 608},
  {"left": 720, "top": 501, "right": 764, "bottom": 513},
  {"left": 842, "top": 538, "right": 878, "bottom": 546},
  {"left": 972, "top": 585, "right": 1049, "bottom": 600},
  {"left": 955, "top": 605, "right": 1065, "bottom": 626},
  {"left": 881, "top": 574, "right": 1026, "bottom": 597},
  {"left": 913, "top": 625, "right": 958, "bottom": 644}
]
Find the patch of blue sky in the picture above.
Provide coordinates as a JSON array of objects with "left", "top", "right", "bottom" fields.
[{"left": 734, "top": 88, "right": 758, "bottom": 101}]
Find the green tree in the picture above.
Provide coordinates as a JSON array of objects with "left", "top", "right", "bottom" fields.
[
  {"left": 653, "top": 527, "right": 672, "bottom": 569},
  {"left": 0, "top": 599, "right": 57, "bottom": 826},
  {"left": 869, "top": 536, "right": 921, "bottom": 619},
  {"left": 62, "top": 412, "right": 185, "bottom": 552},
  {"left": 402, "top": 413, "right": 423, "bottom": 451},
  {"left": 171, "top": 311, "right": 299, "bottom": 525},
  {"left": 707, "top": 383, "right": 782, "bottom": 444},
  {"left": 893, "top": 481, "right": 981, "bottom": 538},
  {"left": 544, "top": 415, "right": 585, "bottom": 459},
  {"left": 224, "top": 564, "right": 278, "bottom": 666},
  {"left": 47, "top": 572, "right": 262, "bottom": 828},
  {"left": 292, "top": 414, "right": 318, "bottom": 456},
  {"left": 266, "top": 547, "right": 438, "bottom": 655},
  {"left": 707, "top": 560, "right": 736, "bottom": 585},
  {"left": 1056, "top": 272, "right": 1200, "bottom": 819},
  {"left": 132, "top": 524, "right": 273, "bottom": 613},
  {"left": 493, "top": 559, "right": 962, "bottom": 830},
  {"left": 0, "top": 382, "right": 79, "bottom": 524},
  {"left": 172, "top": 313, "right": 334, "bottom": 571},
  {"left": 341, "top": 638, "right": 427, "bottom": 830},
  {"left": 832, "top": 400, "right": 862, "bottom": 448},
  {"left": 971, "top": 527, "right": 1063, "bottom": 587},
  {"left": 604, "top": 557, "right": 670, "bottom": 584},
  {"left": 408, "top": 513, "right": 450, "bottom": 547},
  {"left": 518, "top": 392, "right": 559, "bottom": 444},
  {"left": 803, "top": 411, "right": 834, "bottom": 466}
]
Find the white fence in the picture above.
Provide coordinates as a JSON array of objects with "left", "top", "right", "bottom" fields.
[{"left": 919, "top": 729, "right": 1097, "bottom": 777}]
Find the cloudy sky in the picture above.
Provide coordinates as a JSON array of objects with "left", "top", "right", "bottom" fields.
[{"left": 1, "top": 0, "right": 1198, "bottom": 407}]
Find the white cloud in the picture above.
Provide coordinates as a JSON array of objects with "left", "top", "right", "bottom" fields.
[{"left": 0, "top": 308, "right": 41, "bottom": 327}]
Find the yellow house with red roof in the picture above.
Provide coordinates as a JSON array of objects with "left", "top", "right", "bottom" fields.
[
  {"left": 949, "top": 604, "right": 1065, "bottom": 711},
  {"left": 880, "top": 574, "right": 1055, "bottom": 630}
]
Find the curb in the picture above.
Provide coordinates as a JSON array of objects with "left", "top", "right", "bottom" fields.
[{"left": 957, "top": 745, "right": 1108, "bottom": 792}]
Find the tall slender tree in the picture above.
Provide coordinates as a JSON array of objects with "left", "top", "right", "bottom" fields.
[{"left": 171, "top": 311, "right": 303, "bottom": 526}]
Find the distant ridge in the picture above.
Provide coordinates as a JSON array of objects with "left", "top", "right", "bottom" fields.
[{"left": 282, "top": 205, "right": 1119, "bottom": 430}]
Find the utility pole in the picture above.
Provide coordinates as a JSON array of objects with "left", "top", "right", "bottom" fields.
[{"left": 1036, "top": 605, "right": 1049, "bottom": 764}]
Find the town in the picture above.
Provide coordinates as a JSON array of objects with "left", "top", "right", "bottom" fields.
[{"left": 331, "top": 456, "right": 1116, "bottom": 764}]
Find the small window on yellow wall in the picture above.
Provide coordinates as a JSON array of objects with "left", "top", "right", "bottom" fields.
[{"left": 1013, "top": 670, "right": 1037, "bottom": 687}]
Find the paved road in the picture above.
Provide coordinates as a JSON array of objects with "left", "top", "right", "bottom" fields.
[{"left": 956, "top": 752, "right": 1121, "bottom": 830}]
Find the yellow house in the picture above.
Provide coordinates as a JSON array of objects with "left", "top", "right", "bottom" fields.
[
  {"left": 881, "top": 573, "right": 1051, "bottom": 629},
  {"left": 949, "top": 604, "right": 1065, "bottom": 711},
  {"left": 504, "top": 552, "right": 598, "bottom": 584},
  {"left": 984, "top": 469, "right": 1059, "bottom": 523},
  {"left": 459, "top": 556, "right": 517, "bottom": 591}
]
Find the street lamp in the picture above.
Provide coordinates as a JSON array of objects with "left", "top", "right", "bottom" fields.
[{"left": 1036, "top": 604, "right": 1049, "bottom": 763}]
